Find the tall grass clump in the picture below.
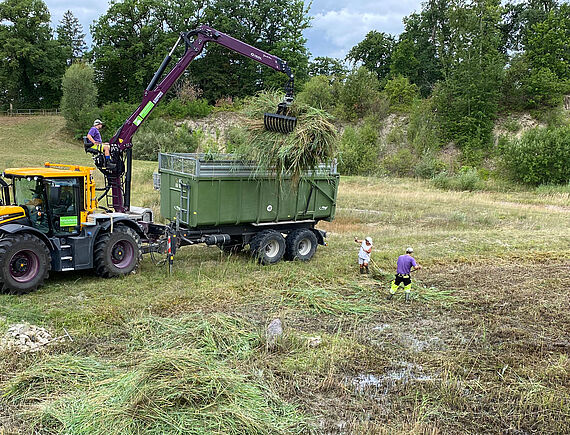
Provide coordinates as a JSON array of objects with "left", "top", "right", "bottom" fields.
[
  {"left": 432, "top": 167, "right": 484, "bottom": 191},
  {"left": 283, "top": 285, "right": 376, "bottom": 315},
  {"left": 233, "top": 90, "right": 338, "bottom": 181},
  {"left": 36, "top": 350, "right": 308, "bottom": 434}
]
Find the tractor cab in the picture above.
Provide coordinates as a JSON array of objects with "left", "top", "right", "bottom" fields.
[{"left": 0, "top": 164, "right": 97, "bottom": 236}]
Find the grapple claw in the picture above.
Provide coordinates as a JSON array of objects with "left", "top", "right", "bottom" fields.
[{"left": 264, "top": 113, "right": 297, "bottom": 134}]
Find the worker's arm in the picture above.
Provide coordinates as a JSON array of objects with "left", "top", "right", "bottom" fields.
[
  {"left": 87, "top": 133, "right": 100, "bottom": 145},
  {"left": 354, "top": 237, "right": 362, "bottom": 244}
]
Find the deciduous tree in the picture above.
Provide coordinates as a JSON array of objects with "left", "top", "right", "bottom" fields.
[
  {"left": 347, "top": 31, "right": 395, "bottom": 85},
  {"left": 0, "top": 0, "right": 66, "bottom": 108},
  {"left": 434, "top": 0, "right": 505, "bottom": 153}
]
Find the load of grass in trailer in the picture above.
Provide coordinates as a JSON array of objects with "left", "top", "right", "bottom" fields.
[{"left": 229, "top": 91, "right": 338, "bottom": 182}]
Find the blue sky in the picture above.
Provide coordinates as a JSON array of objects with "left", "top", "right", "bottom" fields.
[{"left": 44, "top": 0, "right": 423, "bottom": 59}]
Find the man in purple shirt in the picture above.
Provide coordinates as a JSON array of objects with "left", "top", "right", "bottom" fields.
[
  {"left": 86, "top": 119, "right": 114, "bottom": 168},
  {"left": 388, "top": 247, "right": 422, "bottom": 301}
]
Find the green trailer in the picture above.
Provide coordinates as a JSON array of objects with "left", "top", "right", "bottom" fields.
[{"left": 157, "top": 153, "right": 339, "bottom": 264}]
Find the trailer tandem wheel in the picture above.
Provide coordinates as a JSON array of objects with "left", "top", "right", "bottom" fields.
[
  {"left": 285, "top": 229, "right": 317, "bottom": 261},
  {"left": 249, "top": 230, "right": 285, "bottom": 265}
]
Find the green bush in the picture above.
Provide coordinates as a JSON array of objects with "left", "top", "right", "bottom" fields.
[
  {"left": 407, "top": 99, "right": 441, "bottom": 153},
  {"left": 531, "top": 106, "right": 570, "bottom": 128},
  {"left": 100, "top": 102, "right": 138, "bottom": 141},
  {"left": 337, "top": 67, "right": 383, "bottom": 120},
  {"left": 501, "top": 126, "right": 570, "bottom": 186},
  {"left": 432, "top": 167, "right": 484, "bottom": 191},
  {"left": 385, "top": 125, "right": 406, "bottom": 145},
  {"left": 132, "top": 119, "right": 200, "bottom": 161},
  {"left": 525, "top": 68, "right": 564, "bottom": 108},
  {"left": 382, "top": 148, "right": 416, "bottom": 176},
  {"left": 503, "top": 117, "right": 521, "bottom": 133},
  {"left": 383, "top": 75, "right": 419, "bottom": 112},
  {"left": 414, "top": 152, "right": 447, "bottom": 178},
  {"left": 337, "top": 123, "right": 379, "bottom": 175},
  {"left": 297, "top": 75, "right": 335, "bottom": 110},
  {"left": 60, "top": 63, "right": 99, "bottom": 137}
]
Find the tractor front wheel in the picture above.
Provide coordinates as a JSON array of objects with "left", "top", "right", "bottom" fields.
[
  {"left": 94, "top": 225, "right": 142, "bottom": 278},
  {"left": 0, "top": 233, "right": 51, "bottom": 293}
]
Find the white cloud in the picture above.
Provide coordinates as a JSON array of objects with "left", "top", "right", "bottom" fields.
[
  {"left": 310, "top": 9, "right": 397, "bottom": 48},
  {"left": 304, "top": 0, "right": 423, "bottom": 58}
]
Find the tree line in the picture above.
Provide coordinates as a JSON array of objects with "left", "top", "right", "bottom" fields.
[
  {"left": 0, "top": 0, "right": 309, "bottom": 109},
  {"left": 2, "top": 0, "right": 569, "bottom": 111}
]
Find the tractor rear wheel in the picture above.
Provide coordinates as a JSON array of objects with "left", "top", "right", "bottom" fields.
[
  {"left": 285, "top": 229, "right": 317, "bottom": 261},
  {"left": 249, "top": 230, "right": 285, "bottom": 265},
  {"left": 94, "top": 225, "right": 142, "bottom": 278},
  {"left": 0, "top": 233, "right": 51, "bottom": 293}
]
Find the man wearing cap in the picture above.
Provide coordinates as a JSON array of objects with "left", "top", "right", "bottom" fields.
[
  {"left": 354, "top": 236, "right": 373, "bottom": 274},
  {"left": 86, "top": 119, "right": 113, "bottom": 167},
  {"left": 388, "top": 247, "right": 422, "bottom": 301}
]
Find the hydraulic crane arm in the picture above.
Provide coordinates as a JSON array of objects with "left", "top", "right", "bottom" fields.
[
  {"left": 110, "top": 25, "right": 294, "bottom": 151},
  {"left": 101, "top": 25, "right": 296, "bottom": 213}
]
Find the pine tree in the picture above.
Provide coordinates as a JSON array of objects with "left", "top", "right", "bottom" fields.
[{"left": 57, "top": 10, "right": 87, "bottom": 60}]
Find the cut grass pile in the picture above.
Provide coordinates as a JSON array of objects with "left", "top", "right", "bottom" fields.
[
  {"left": 35, "top": 350, "right": 306, "bottom": 435},
  {"left": 231, "top": 91, "right": 338, "bottom": 181},
  {"left": 282, "top": 284, "right": 377, "bottom": 315},
  {"left": 127, "top": 313, "right": 262, "bottom": 359},
  {"left": 3, "top": 316, "right": 308, "bottom": 434}
]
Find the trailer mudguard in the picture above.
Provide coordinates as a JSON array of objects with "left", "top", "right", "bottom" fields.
[{"left": 312, "top": 229, "right": 327, "bottom": 246}]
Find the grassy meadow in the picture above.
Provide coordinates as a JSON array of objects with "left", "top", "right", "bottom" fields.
[{"left": 0, "top": 116, "right": 569, "bottom": 434}]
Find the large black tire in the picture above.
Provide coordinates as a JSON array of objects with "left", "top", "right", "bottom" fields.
[
  {"left": 285, "top": 229, "right": 318, "bottom": 261},
  {"left": 249, "top": 230, "right": 285, "bottom": 265},
  {"left": 94, "top": 225, "right": 142, "bottom": 278},
  {"left": 0, "top": 233, "right": 51, "bottom": 294}
]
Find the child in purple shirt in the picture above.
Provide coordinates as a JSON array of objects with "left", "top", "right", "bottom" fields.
[{"left": 388, "top": 247, "right": 422, "bottom": 301}]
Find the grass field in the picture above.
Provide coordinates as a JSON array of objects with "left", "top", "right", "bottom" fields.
[{"left": 0, "top": 116, "right": 569, "bottom": 434}]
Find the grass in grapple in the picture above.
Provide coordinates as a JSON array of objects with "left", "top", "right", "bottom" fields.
[
  {"left": 231, "top": 91, "right": 337, "bottom": 181},
  {"left": 1, "top": 117, "right": 569, "bottom": 434}
]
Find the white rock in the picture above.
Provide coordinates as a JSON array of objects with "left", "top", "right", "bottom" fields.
[{"left": 266, "top": 318, "right": 283, "bottom": 347}]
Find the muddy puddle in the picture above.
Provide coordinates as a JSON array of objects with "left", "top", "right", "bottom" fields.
[{"left": 346, "top": 362, "right": 436, "bottom": 397}]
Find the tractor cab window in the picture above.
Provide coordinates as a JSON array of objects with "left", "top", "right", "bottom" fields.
[
  {"left": 13, "top": 177, "right": 49, "bottom": 233},
  {"left": 45, "top": 178, "right": 81, "bottom": 235}
]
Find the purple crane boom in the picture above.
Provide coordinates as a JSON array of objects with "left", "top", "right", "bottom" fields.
[{"left": 100, "top": 25, "right": 297, "bottom": 212}]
